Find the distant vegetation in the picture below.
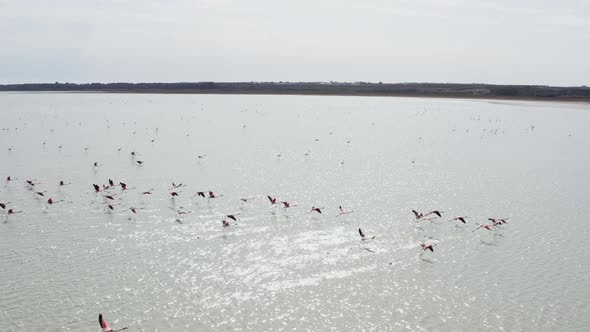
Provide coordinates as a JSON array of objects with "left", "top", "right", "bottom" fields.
[{"left": 1, "top": 82, "right": 590, "bottom": 101}]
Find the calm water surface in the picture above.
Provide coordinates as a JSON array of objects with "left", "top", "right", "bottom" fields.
[{"left": 1, "top": 93, "right": 589, "bottom": 331}]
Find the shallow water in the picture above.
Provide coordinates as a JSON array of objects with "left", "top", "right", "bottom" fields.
[{"left": 1, "top": 93, "right": 589, "bottom": 331}]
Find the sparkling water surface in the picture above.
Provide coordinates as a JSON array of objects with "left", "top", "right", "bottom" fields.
[{"left": 1, "top": 93, "right": 589, "bottom": 331}]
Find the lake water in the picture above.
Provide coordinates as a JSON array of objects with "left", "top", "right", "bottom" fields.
[{"left": 1, "top": 93, "right": 589, "bottom": 331}]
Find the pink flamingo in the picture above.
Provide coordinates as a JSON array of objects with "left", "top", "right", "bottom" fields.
[
  {"left": 359, "top": 228, "right": 375, "bottom": 240},
  {"left": 309, "top": 206, "right": 323, "bottom": 214},
  {"left": 267, "top": 195, "right": 277, "bottom": 205},
  {"left": 337, "top": 206, "right": 354, "bottom": 216}
]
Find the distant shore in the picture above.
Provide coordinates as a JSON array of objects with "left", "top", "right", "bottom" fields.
[{"left": 2, "top": 82, "right": 590, "bottom": 103}]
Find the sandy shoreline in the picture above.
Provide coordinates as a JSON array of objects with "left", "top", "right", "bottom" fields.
[{"left": 2, "top": 89, "right": 590, "bottom": 104}]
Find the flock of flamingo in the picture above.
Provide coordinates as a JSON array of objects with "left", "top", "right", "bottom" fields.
[{"left": 1, "top": 150, "right": 510, "bottom": 258}]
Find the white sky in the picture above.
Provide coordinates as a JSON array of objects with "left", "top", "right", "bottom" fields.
[{"left": 1, "top": 0, "right": 589, "bottom": 85}]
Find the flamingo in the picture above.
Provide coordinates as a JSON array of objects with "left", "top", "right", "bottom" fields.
[
  {"left": 170, "top": 191, "right": 181, "bottom": 197},
  {"left": 448, "top": 216, "right": 467, "bottom": 224},
  {"left": 98, "top": 313, "right": 127, "bottom": 332},
  {"left": 222, "top": 219, "right": 230, "bottom": 228},
  {"left": 7, "top": 208, "right": 22, "bottom": 215},
  {"left": 337, "top": 206, "right": 354, "bottom": 216},
  {"left": 104, "top": 194, "right": 116, "bottom": 200},
  {"left": 106, "top": 203, "right": 120, "bottom": 211},
  {"left": 425, "top": 210, "right": 443, "bottom": 218},
  {"left": 109, "top": 179, "right": 114, "bottom": 187},
  {"left": 26, "top": 180, "right": 39, "bottom": 187},
  {"left": 142, "top": 189, "right": 154, "bottom": 195},
  {"left": 472, "top": 224, "right": 494, "bottom": 232},
  {"left": 489, "top": 218, "right": 509, "bottom": 225},
  {"left": 240, "top": 197, "right": 255, "bottom": 203},
  {"left": 281, "top": 201, "right": 297, "bottom": 209},
  {"left": 208, "top": 191, "right": 223, "bottom": 199},
  {"left": 35, "top": 191, "right": 46, "bottom": 197},
  {"left": 227, "top": 214, "right": 239, "bottom": 221},
  {"left": 197, "top": 154, "right": 206, "bottom": 159},
  {"left": 6, "top": 176, "right": 12, "bottom": 182},
  {"left": 0, "top": 202, "right": 9, "bottom": 209},
  {"left": 47, "top": 198, "right": 63, "bottom": 205},
  {"left": 169, "top": 182, "right": 186, "bottom": 190},
  {"left": 359, "top": 228, "right": 376, "bottom": 240},
  {"left": 59, "top": 180, "right": 71, "bottom": 186},
  {"left": 119, "top": 182, "right": 127, "bottom": 190},
  {"left": 412, "top": 210, "right": 438, "bottom": 222},
  {"left": 93, "top": 184, "right": 100, "bottom": 192},
  {"left": 136, "top": 160, "right": 143, "bottom": 165},
  {"left": 309, "top": 206, "right": 323, "bottom": 214},
  {"left": 420, "top": 242, "right": 436, "bottom": 256},
  {"left": 130, "top": 207, "right": 137, "bottom": 214},
  {"left": 267, "top": 195, "right": 277, "bottom": 205},
  {"left": 193, "top": 191, "right": 206, "bottom": 198}
]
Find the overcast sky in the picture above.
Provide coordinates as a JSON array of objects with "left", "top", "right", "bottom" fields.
[{"left": 1, "top": 0, "right": 589, "bottom": 85}]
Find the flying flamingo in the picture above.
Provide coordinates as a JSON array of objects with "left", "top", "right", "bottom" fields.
[
  {"left": 489, "top": 218, "right": 509, "bottom": 225},
  {"left": 208, "top": 191, "right": 223, "bottom": 199},
  {"left": 222, "top": 219, "right": 230, "bottom": 228},
  {"left": 104, "top": 194, "right": 116, "bottom": 200},
  {"left": 281, "top": 201, "right": 297, "bottom": 209},
  {"left": 169, "top": 182, "right": 186, "bottom": 190},
  {"left": 59, "top": 180, "right": 71, "bottom": 186},
  {"left": 472, "top": 224, "right": 494, "bottom": 232},
  {"left": 226, "top": 214, "right": 239, "bottom": 221},
  {"left": 359, "top": 228, "right": 376, "bottom": 240},
  {"left": 337, "top": 206, "right": 354, "bottom": 216},
  {"left": 309, "top": 206, "right": 323, "bottom": 214},
  {"left": 26, "top": 180, "right": 39, "bottom": 187},
  {"left": 0, "top": 202, "right": 9, "bottom": 209},
  {"left": 420, "top": 242, "right": 437, "bottom": 256},
  {"left": 47, "top": 198, "right": 63, "bottom": 205},
  {"left": 98, "top": 313, "right": 127, "bottom": 332},
  {"left": 7, "top": 208, "right": 22, "bottom": 215},
  {"left": 93, "top": 184, "right": 101, "bottom": 192},
  {"left": 170, "top": 191, "right": 181, "bottom": 197},
  {"left": 240, "top": 197, "right": 255, "bottom": 203},
  {"left": 136, "top": 160, "right": 143, "bottom": 165},
  {"left": 119, "top": 182, "right": 127, "bottom": 190},
  {"left": 35, "top": 191, "right": 47, "bottom": 197},
  {"left": 267, "top": 195, "right": 277, "bottom": 205},
  {"left": 412, "top": 210, "right": 439, "bottom": 222},
  {"left": 109, "top": 179, "right": 115, "bottom": 187},
  {"left": 142, "top": 189, "right": 154, "bottom": 195},
  {"left": 106, "top": 203, "right": 120, "bottom": 211},
  {"left": 193, "top": 191, "right": 206, "bottom": 198},
  {"left": 448, "top": 216, "right": 467, "bottom": 224}
]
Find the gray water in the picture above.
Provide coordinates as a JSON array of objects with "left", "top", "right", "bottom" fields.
[{"left": 1, "top": 93, "right": 589, "bottom": 332}]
